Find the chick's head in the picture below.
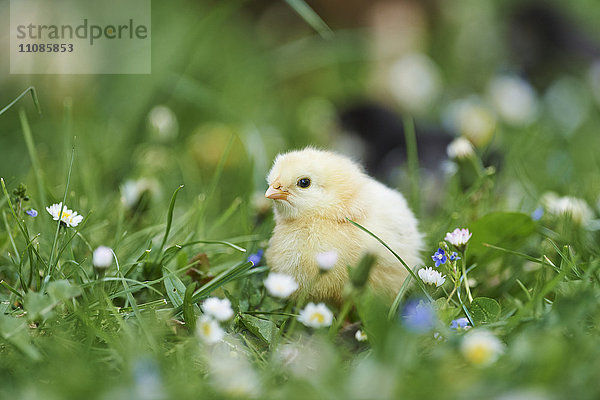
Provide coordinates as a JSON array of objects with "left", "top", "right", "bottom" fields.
[{"left": 265, "top": 148, "right": 366, "bottom": 221}]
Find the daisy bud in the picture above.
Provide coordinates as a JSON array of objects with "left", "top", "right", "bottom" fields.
[
  {"left": 93, "top": 246, "right": 113, "bottom": 268},
  {"left": 445, "top": 228, "right": 472, "bottom": 248},
  {"left": 446, "top": 137, "right": 475, "bottom": 160}
]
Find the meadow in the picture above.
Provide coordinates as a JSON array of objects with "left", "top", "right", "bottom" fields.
[{"left": 1, "top": 1, "right": 600, "bottom": 399}]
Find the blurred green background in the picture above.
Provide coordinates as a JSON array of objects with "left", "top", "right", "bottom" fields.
[{"left": 2, "top": 0, "right": 600, "bottom": 398}]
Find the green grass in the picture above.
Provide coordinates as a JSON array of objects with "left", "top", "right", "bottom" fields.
[{"left": 2, "top": 1, "right": 600, "bottom": 399}]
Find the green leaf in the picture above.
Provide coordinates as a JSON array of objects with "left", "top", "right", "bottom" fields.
[
  {"left": 23, "top": 291, "right": 54, "bottom": 322},
  {"left": 469, "top": 297, "right": 501, "bottom": 325},
  {"left": 240, "top": 314, "right": 277, "bottom": 345},
  {"left": 433, "top": 298, "right": 461, "bottom": 324},
  {"left": 183, "top": 282, "right": 197, "bottom": 332},
  {"left": 468, "top": 212, "right": 536, "bottom": 261},
  {"left": 0, "top": 314, "right": 41, "bottom": 360},
  {"left": 160, "top": 244, "right": 183, "bottom": 265},
  {"left": 163, "top": 267, "right": 186, "bottom": 308},
  {"left": 46, "top": 280, "right": 81, "bottom": 302}
]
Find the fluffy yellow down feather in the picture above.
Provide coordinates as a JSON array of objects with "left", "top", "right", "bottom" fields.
[{"left": 264, "top": 148, "right": 423, "bottom": 304}]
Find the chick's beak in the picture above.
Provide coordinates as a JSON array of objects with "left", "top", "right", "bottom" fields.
[{"left": 265, "top": 185, "right": 289, "bottom": 200}]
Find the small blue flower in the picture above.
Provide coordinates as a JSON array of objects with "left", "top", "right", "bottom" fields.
[
  {"left": 25, "top": 209, "right": 38, "bottom": 217},
  {"left": 450, "top": 317, "right": 470, "bottom": 330},
  {"left": 247, "top": 249, "right": 264, "bottom": 266},
  {"left": 449, "top": 252, "right": 460, "bottom": 261},
  {"left": 531, "top": 206, "right": 544, "bottom": 221},
  {"left": 401, "top": 300, "right": 436, "bottom": 333},
  {"left": 431, "top": 248, "right": 447, "bottom": 267}
]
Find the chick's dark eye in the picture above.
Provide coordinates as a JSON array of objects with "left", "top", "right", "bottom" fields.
[{"left": 297, "top": 178, "right": 311, "bottom": 188}]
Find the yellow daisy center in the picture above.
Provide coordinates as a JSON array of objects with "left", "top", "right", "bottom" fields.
[
  {"left": 467, "top": 345, "right": 493, "bottom": 365},
  {"left": 310, "top": 313, "right": 325, "bottom": 324}
]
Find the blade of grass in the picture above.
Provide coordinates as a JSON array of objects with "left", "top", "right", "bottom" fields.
[
  {"left": 196, "top": 134, "right": 234, "bottom": 235},
  {"left": 536, "top": 255, "right": 570, "bottom": 302},
  {"left": 0, "top": 179, "right": 38, "bottom": 293},
  {"left": 206, "top": 196, "right": 242, "bottom": 237},
  {"left": 388, "top": 267, "right": 418, "bottom": 319},
  {"left": 483, "top": 243, "right": 556, "bottom": 270},
  {"left": 154, "top": 185, "right": 184, "bottom": 263},
  {"left": 0, "top": 280, "right": 23, "bottom": 298},
  {"left": 403, "top": 116, "right": 420, "bottom": 217},
  {"left": 284, "top": 0, "right": 333, "bottom": 39},
  {"left": 2, "top": 210, "right": 20, "bottom": 264},
  {"left": 183, "top": 283, "right": 197, "bottom": 332},
  {"left": 172, "top": 261, "right": 253, "bottom": 315},
  {"left": 96, "top": 278, "right": 165, "bottom": 298},
  {"left": 83, "top": 260, "right": 206, "bottom": 302},
  {"left": 54, "top": 215, "right": 94, "bottom": 263},
  {"left": 456, "top": 285, "right": 475, "bottom": 326},
  {"left": 547, "top": 241, "right": 581, "bottom": 278},
  {"left": 515, "top": 279, "right": 533, "bottom": 302},
  {"left": 346, "top": 218, "right": 433, "bottom": 302},
  {"left": 0, "top": 193, "right": 49, "bottom": 280},
  {"left": 160, "top": 240, "right": 246, "bottom": 266},
  {"left": 183, "top": 239, "right": 246, "bottom": 253},
  {"left": 0, "top": 86, "right": 41, "bottom": 116},
  {"left": 113, "top": 249, "right": 157, "bottom": 348},
  {"left": 19, "top": 109, "right": 46, "bottom": 207}
]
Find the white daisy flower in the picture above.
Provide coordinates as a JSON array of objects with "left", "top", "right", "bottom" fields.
[
  {"left": 461, "top": 330, "right": 504, "bottom": 366},
  {"left": 196, "top": 316, "right": 224, "bottom": 344},
  {"left": 316, "top": 250, "right": 338, "bottom": 271},
  {"left": 542, "top": 192, "right": 593, "bottom": 225},
  {"left": 46, "top": 202, "right": 84, "bottom": 227},
  {"left": 298, "top": 302, "right": 333, "bottom": 328},
  {"left": 355, "top": 329, "right": 368, "bottom": 342},
  {"left": 201, "top": 297, "right": 234, "bottom": 322},
  {"left": 93, "top": 246, "right": 113, "bottom": 268},
  {"left": 446, "top": 137, "right": 475, "bottom": 160},
  {"left": 264, "top": 273, "right": 298, "bottom": 299},
  {"left": 418, "top": 267, "right": 446, "bottom": 287},
  {"left": 445, "top": 228, "right": 472, "bottom": 247}
]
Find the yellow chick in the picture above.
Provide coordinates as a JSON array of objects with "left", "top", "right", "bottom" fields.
[{"left": 264, "top": 148, "right": 423, "bottom": 304}]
